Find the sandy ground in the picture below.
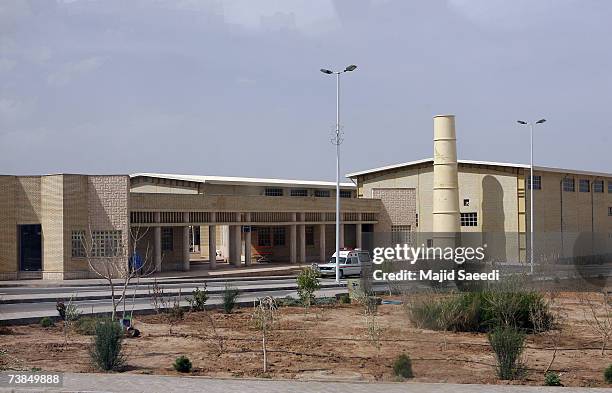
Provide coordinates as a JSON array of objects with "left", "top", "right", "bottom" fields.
[{"left": 0, "top": 292, "right": 610, "bottom": 387}]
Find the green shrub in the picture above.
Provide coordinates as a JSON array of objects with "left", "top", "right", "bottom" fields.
[
  {"left": 544, "top": 371, "right": 562, "bottom": 386},
  {"left": 75, "top": 317, "right": 100, "bottom": 335},
  {"left": 40, "top": 317, "right": 54, "bottom": 328},
  {"left": 296, "top": 267, "right": 320, "bottom": 307},
  {"left": 187, "top": 285, "right": 208, "bottom": 312},
  {"left": 338, "top": 293, "right": 351, "bottom": 304},
  {"left": 392, "top": 353, "right": 414, "bottom": 379},
  {"left": 604, "top": 364, "right": 612, "bottom": 384},
  {"left": 222, "top": 284, "right": 239, "bottom": 314},
  {"left": 488, "top": 326, "right": 525, "bottom": 380},
  {"left": 173, "top": 355, "right": 192, "bottom": 373},
  {"left": 89, "top": 319, "right": 125, "bottom": 371},
  {"left": 276, "top": 296, "right": 301, "bottom": 307}
]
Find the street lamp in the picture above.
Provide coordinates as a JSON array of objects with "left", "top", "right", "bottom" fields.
[
  {"left": 320, "top": 64, "right": 357, "bottom": 283},
  {"left": 517, "top": 118, "right": 546, "bottom": 274}
]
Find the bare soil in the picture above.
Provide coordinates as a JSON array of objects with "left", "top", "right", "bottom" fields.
[{"left": 0, "top": 292, "right": 610, "bottom": 387}]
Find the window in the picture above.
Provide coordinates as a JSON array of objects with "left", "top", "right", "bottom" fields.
[
  {"left": 272, "top": 227, "right": 286, "bottom": 246},
  {"left": 460, "top": 212, "right": 478, "bottom": 227},
  {"left": 257, "top": 227, "right": 271, "bottom": 246},
  {"left": 161, "top": 227, "right": 173, "bottom": 251},
  {"left": 71, "top": 231, "right": 86, "bottom": 257},
  {"left": 579, "top": 179, "right": 590, "bottom": 193},
  {"left": 92, "top": 230, "right": 122, "bottom": 257},
  {"left": 314, "top": 189, "right": 331, "bottom": 197},
  {"left": 609, "top": 181, "right": 612, "bottom": 194},
  {"left": 339, "top": 190, "right": 352, "bottom": 198},
  {"left": 415, "top": 214, "right": 418, "bottom": 227},
  {"left": 290, "top": 189, "right": 308, "bottom": 197},
  {"left": 391, "top": 225, "right": 411, "bottom": 245},
  {"left": 463, "top": 199, "right": 470, "bottom": 206},
  {"left": 593, "top": 180, "right": 604, "bottom": 193},
  {"left": 305, "top": 226, "right": 314, "bottom": 246},
  {"left": 563, "top": 177, "right": 575, "bottom": 192},
  {"left": 527, "top": 175, "right": 542, "bottom": 190},
  {"left": 265, "top": 188, "right": 283, "bottom": 196},
  {"left": 609, "top": 207, "right": 612, "bottom": 217}
]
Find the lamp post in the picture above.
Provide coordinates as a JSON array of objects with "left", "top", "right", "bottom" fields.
[
  {"left": 320, "top": 64, "right": 357, "bottom": 283},
  {"left": 517, "top": 118, "right": 546, "bottom": 274}
]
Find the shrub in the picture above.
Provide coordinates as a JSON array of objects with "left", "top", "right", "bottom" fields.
[
  {"left": 338, "top": 293, "right": 351, "bottom": 304},
  {"left": 89, "top": 319, "right": 125, "bottom": 371},
  {"left": 393, "top": 353, "right": 414, "bottom": 379},
  {"left": 604, "top": 364, "right": 612, "bottom": 384},
  {"left": 173, "top": 355, "right": 192, "bottom": 373},
  {"left": 296, "top": 267, "right": 320, "bottom": 307},
  {"left": 187, "top": 285, "right": 208, "bottom": 312},
  {"left": 544, "top": 371, "right": 562, "bottom": 386},
  {"left": 488, "top": 326, "right": 525, "bottom": 380},
  {"left": 75, "top": 317, "right": 100, "bottom": 335},
  {"left": 222, "top": 284, "right": 239, "bottom": 314},
  {"left": 40, "top": 317, "right": 54, "bottom": 328}
]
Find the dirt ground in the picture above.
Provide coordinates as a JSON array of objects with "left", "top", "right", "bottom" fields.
[{"left": 0, "top": 291, "right": 611, "bottom": 387}]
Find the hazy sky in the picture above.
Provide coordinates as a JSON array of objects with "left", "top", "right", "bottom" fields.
[{"left": 1, "top": 0, "right": 611, "bottom": 180}]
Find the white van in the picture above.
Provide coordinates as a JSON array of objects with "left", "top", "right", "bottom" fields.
[{"left": 313, "top": 249, "right": 371, "bottom": 278}]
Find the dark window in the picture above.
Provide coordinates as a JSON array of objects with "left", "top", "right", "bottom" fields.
[
  {"left": 71, "top": 231, "right": 86, "bottom": 257},
  {"left": 314, "top": 189, "right": 331, "bottom": 197},
  {"left": 339, "top": 190, "right": 352, "bottom": 198},
  {"left": 92, "top": 230, "right": 123, "bottom": 257},
  {"left": 391, "top": 225, "right": 411, "bottom": 244},
  {"left": 161, "top": 227, "right": 173, "bottom": 251},
  {"left": 608, "top": 207, "right": 612, "bottom": 217},
  {"left": 527, "top": 175, "right": 542, "bottom": 190},
  {"left": 305, "top": 226, "right": 314, "bottom": 246},
  {"left": 608, "top": 181, "right": 612, "bottom": 193},
  {"left": 257, "top": 227, "right": 271, "bottom": 246},
  {"left": 463, "top": 199, "right": 470, "bottom": 206},
  {"left": 579, "top": 179, "right": 590, "bottom": 193},
  {"left": 415, "top": 214, "right": 419, "bottom": 227},
  {"left": 460, "top": 212, "right": 478, "bottom": 227},
  {"left": 265, "top": 188, "right": 284, "bottom": 196},
  {"left": 593, "top": 180, "right": 604, "bottom": 193},
  {"left": 290, "top": 189, "right": 308, "bottom": 197},
  {"left": 563, "top": 178, "right": 575, "bottom": 192},
  {"left": 273, "top": 227, "right": 286, "bottom": 246}
]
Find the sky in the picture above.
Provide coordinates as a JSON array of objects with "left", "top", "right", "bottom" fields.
[{"left": 1, "top": 0, "right": 611, "bottom": 180}]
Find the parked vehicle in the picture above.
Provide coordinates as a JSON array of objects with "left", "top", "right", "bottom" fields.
[{"left": 312, "top": 249, "right": 371, "bottom": 278}]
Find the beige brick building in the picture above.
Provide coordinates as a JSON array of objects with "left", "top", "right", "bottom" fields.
[{"left": 348, "top": 159, "right": 612, "bottom": 264}]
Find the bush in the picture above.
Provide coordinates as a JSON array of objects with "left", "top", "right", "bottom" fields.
[
  {"left": 40, "top": 317, "right": 54, "bottom": 328},
  {"left": 544, "top": 371, "right": 562, "bottom": 386},
  {"left": 604, "top": 364, "right": 612, "bottom": 384},
  {"left": 222, "top": 284, "right": 239, "bottom": 314},
  {"left": 488, "top": 326, "right": 525, "bottom": 380},
  {"left": 338, "top": 293, "right": 351, "bottom": 304},
  {"left": 392, "top": 353, "right": 414, "bottom": 379},
  {"left": 187, "top": 285, "right": 208, "bottom": 312},
  {"left": 89, "top": 319, "right": 125, "bottom": 371},
  {"left": 75, "top": 317, "right": 100, "bottom": 335},
  {"left": 296, "top": 267, "right": 320, "bottom": 307},
  {"left": 173, "top": 355, "right": 192, "bottom": 373}
]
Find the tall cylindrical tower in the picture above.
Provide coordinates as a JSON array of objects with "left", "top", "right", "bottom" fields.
[{"left": 432, "top": 114, "right": 460, "bottom": 246}]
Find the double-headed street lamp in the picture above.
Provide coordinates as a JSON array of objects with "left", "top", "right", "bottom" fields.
[
  {"left": 517, "top": 118, "right": 546, "bottom": 274},
  {"left": 320, "top": 64, "right": 357, "bottom": 283}
]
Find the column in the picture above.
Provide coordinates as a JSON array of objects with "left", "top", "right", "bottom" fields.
[
  {"left": 289, "top": 212, "right": 297, "bottom": 263},
  {"left": 339, "top": 222, "right": 345, "bottom": 249},
  {"left": 298, "top": 213, "right": 306, "bottom": 264},
  {"left": 356, "top": 213, "right": 363, "bottom": 250},
  {"left": 208, "top": 213, "right": 217, "bottom": 270},
  {"left": 154, "top": 212, "right": 162, "bottom": 272},
  {"left": 244, "top": 213, "right": 252, "bottom": 266},
  {"left": 182, "top": 212, "right": 190, "bottom": 271},
  {"left": 232, "top": 213, "right": 242, "bottom": 267}
]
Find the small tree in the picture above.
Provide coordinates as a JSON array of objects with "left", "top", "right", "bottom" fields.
[
  {"left": 222, "top": 284, "right": 240, "bottom": 314},
  {"left": 579, "top": 291, "right": 611, "bottom": 355},
  {"left": 187, "top": 285, "right": 208, "bottom": 312},
  {"left": 488, "top": 326, "right": 526, "bottom": 380},
  {"left": 252, "top": 296, "right": 278, "bottom": 373},
  {"left": 89, "top": 319, "right": 125, "bottom": 371},
  {"left": 296, "top": 267, "right": 320, "bottom": 308}
]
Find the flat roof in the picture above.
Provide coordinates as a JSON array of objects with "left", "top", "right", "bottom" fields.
[
  {"left": 131, "top": 173, "right": 356, "bottom": 189},
  {"left": 346, "top": 158, "right": 612, "bottom": 178}
]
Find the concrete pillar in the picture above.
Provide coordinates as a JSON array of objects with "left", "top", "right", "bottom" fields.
[
  {"left": 154, "top": 212, "right": 162, "bottom": 272},
  {"left": 298, "top": 218, "right": 306, "bottom": 264},
  {"left": 208, "top": 224, "right": 217, "bottom": 270},
  {"left": 319, "top": 223, "right": 326, "bottom": 262},
  {"left": 356, "top": 213, "right": 363, "bottom": 250},
  {"left": 244, "top": 213, "right": 252, "bottom": 266},
  {"left": 289, "top": 212, "right": 297, "bottom": 263},
  {"left": 182, "top": 212, "right": 190, "bottom": 271},
  {"left": 231, "top": 213, "right": 242, "bottom": 267},
  {"left": 339, "top": 223, "right": 345, "bottom": 249}
]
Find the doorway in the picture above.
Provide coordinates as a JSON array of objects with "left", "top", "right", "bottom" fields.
[{"left": 20, "top": 224, "right": 42, "bottom": 271}]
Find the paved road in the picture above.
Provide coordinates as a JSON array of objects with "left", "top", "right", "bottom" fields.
[{"left": 0, "top": 373, "right": 610, "bottom": 393}]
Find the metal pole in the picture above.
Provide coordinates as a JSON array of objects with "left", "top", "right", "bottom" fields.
[
  {"left": 335, "top": 71, "right": 341, "bottom": 283},
  {"left": 530, "top": 122, "right": 534, "bottom": 274}
]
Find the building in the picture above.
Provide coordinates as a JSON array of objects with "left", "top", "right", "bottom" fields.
[
  {"left": 348, "top": 158, "right": 612, "bottom": 263},
  {"left": 0, "top": 173, "right": 382, "bottom": 280}
]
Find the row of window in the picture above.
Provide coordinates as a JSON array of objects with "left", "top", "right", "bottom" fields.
[
  {"left": 256, "top": 226, "right": 315, "bottom": 246},
  {"left": 529, "top": 176, "right": 611, "bottom": 193},
  {"left": 265, "top": 188, "right": 352, "bottom": 198},
  {"left": 71, "top": 230, "right": 123, "bottom": 258}
]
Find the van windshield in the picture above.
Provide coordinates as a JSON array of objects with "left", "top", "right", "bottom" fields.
[{"left": 328, "top": 257, "right": 347, "bottom": 264}]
